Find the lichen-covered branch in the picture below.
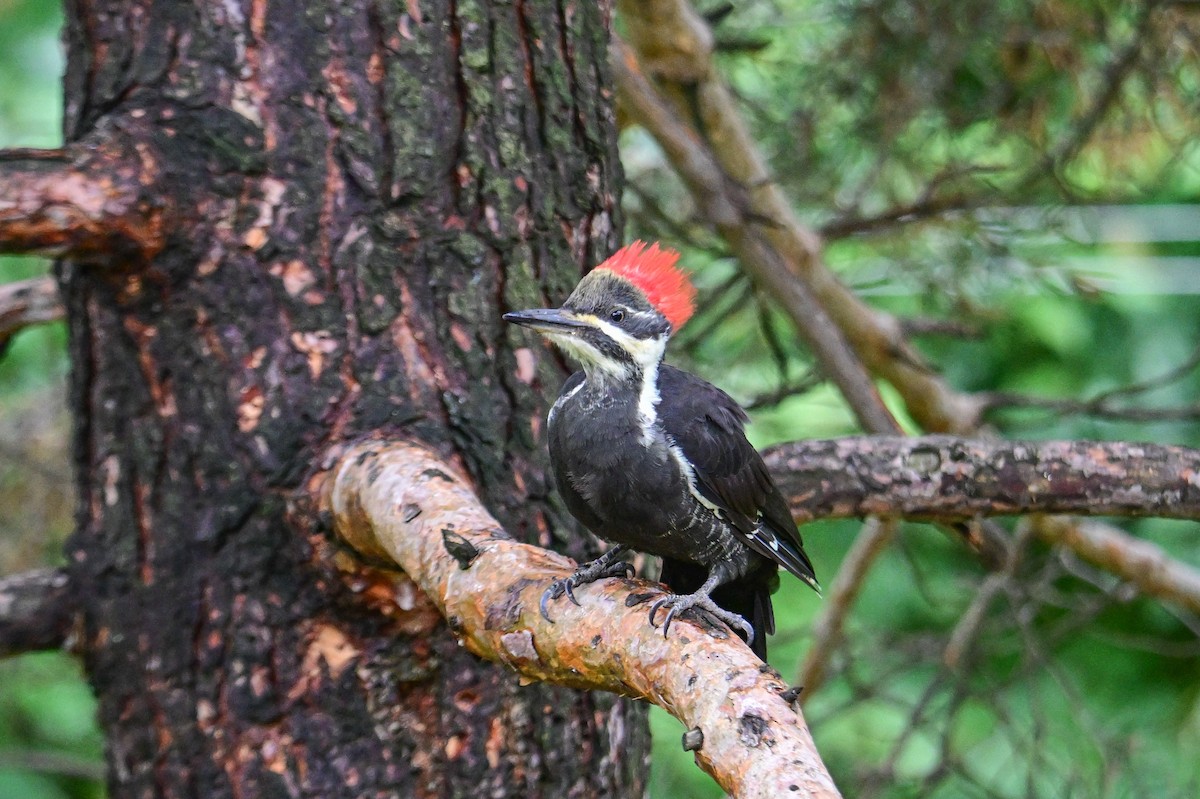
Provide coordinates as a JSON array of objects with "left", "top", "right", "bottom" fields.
[
  {"left": 0, "top": 568, "right": 77, "bottom": 658},
  {"left": 0, "top": 133, "right": 166, "bottom": 261},
  {"left": 763, "top": 436, "right": 1200, "bottom": 523},
  {"left": 615, "top": 0, "right": 985, "bottom": 434},
  {"left": 326, "top": 439, "right": 842, "bottom": 799},
  {"left": 0, "top": 276, "right": 63, "bottom": 349}
]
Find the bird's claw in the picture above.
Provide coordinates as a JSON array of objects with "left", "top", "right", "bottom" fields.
[
  {"left": 539, "top": 581, "right": 567, "bottom": 622},
  {"left": 647, "top": 592, "right": 756, "bottom": 647},
  {"left": 539, "top": 557, "right": 634, "bottom": 622}
]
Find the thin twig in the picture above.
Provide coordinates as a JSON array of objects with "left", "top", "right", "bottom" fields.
[
  {"left": 983, "top": 341, "right": 1200, "bottom": 420},
  {"left": 672, "top": 270, "right": 750, "bottom": 352},
  {"left": 821, "top": 193, "right": 979, "bottom": 239},
  {"left": 898, "top": 316, "right": 985, "bottom": 340},
  {"left": 744, "top": 370, "right": 824, "bottom": 410},
  {"left": 942, "top": 522, "right": 1036, "bottom": 670},
  {"left": 979, "top": 338, "right": 1200, "bottom": 419},
  {"left": 1026, "top": 0, "right": 1165, "bottom": 185},
  {"left": 1033, "top": 516, "right": 1200, "bottom": 616},
  {"left": 0, "top": 750, "right": 105, "bottom": 781},
  {"left": 0, "top": 276, "right": 63, "bottom": 350},
  {"left": 981, "top": 394, "right": 1200, "bottom": 423},
  {"left": 754, "top": 289, "right": 793, "bottom": 382},
  {"left": 625, "top": 180, "right": 712, "bottom": 248},
  {"left": 795, "top": 517, "right": 897, "bottom": 699},
  {"left": 1097, "top": 344, "right": 1200, "bottom": 400}
]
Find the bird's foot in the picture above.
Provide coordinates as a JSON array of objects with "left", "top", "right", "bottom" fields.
[
  {"left": 648, "top": 590, "right": 756, "bottom": 647},
  {"left": 539, "top": 553, "right": 633, "bottom": 622}
]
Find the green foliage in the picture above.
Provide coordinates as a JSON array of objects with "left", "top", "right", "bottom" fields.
[
  {"left": 0, "top": 0, "right": 63, "bottom": 149},
  {"left": 0, "top": 656, "right": 103, "bottom": 799},
  {"left": 0, "top": 4, "right": 95, "bottom": 799},
  {"left": 2, "top": 0, "right": 1199, "bottom": 797},
  {"left": 629, "top": 2, "right": 1200, "bottom": 797}
]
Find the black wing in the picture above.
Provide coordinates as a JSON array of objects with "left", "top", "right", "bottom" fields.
[{"left": 656, "top": 365, "right": 819, "bottom": 590}]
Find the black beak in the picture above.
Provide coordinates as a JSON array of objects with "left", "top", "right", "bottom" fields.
[{"left": 503, "top": 308, "right": 591, "bottom": 333}]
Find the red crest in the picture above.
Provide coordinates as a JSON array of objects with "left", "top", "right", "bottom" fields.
[{"left": 594, "top": 241, "right": 696, "bottom": 331}]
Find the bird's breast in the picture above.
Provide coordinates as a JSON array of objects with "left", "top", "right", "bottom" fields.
[{"left": 549, "top": 383, "right": 688, "bottom": 527}]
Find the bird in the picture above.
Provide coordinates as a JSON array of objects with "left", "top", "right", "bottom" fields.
[{"left": 503, "top": 241, "right": 818, "bottom": 660}]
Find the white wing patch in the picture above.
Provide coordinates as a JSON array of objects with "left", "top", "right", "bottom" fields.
[{"left": 668, "top": 442, "right": 726, "bottom": 520}]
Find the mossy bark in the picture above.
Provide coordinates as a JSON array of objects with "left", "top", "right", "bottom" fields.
[{"left": 58, "top": 0, "right": 646, "bottom": 795}]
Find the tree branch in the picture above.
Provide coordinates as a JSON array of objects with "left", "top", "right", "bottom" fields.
[
  {"left": 615, "top": 0, "right": 986, "bottom": 434},
  {"left": 795, "top": 517, "right": 897, "bottom": 698},
  {"left": 611, "top": 37, "right": 900, "bottom": 436},
  {"left": 325, "top": 439, "right": 842, "bottom": 799},
  {"left": 0, "top": 749, "right": 105, "bottom": 781},
  {"left": 1033, "top": 516, "right": 1200, "bottom": 616},
  {"left": 942, "top": 523, "right": 1036, "bottom": 670},
  {"left": 0, "top": 568, "right": 77, "bottom": 658},
  {"left": 765, "top": 436, "right": 1200, "bottom": 523},
  {"left": 1029, "top": 0, "right": 1164, "bottom": 183},
  {"left": 820, "top": 192, "right": 981, "bottom": 239},
  {"left": 0, "top": 276, "right": 63, "bottom": 350},
  {"left": 0, "top": 132, "right": 167, "bottom": 261}
]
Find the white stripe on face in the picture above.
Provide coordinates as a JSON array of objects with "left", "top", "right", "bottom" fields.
[
  {"left": 591, "top": 316, "right": 667, "bottom": 371},
  {"left": 542, "top": 313, "right": 667, "bottom": 382},
  {"left": 587, "top": 316, "right": 667, "bottom": 444}
]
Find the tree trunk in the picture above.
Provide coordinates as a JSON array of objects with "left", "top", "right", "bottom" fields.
[{"left": 58, "top": 0, "right": 647, "bottom": 796}]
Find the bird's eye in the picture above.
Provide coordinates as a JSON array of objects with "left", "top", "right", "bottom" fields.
[{"left": 609, "top": 309, "right": 625, "bottom": 323}]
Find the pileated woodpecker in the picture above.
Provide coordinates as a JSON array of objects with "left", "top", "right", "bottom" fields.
[{"left": 504, "top": 241, "right": 818, "bottom": 659}]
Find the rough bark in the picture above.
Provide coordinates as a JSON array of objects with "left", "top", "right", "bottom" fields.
[
  {"left": 765, "top": 436, "right": 1200, "bottom": 522},
  {"left": 327, "top": 439, "right": 843, "bottom": 799},
  {"left": 45, "top": 0, "right": 647, "bottom": 796}
]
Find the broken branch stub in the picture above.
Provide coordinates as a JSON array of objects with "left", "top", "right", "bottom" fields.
[{"left": 0, "top": 129, "right": 168, "bottom": 262}]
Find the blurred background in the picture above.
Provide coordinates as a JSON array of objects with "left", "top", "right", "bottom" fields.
[
  {"left": 1, "top": 1, "right": 102, "bottom": 798},
  {"left": 1, "top": 0, "right": 1197, "bottom": 797}
]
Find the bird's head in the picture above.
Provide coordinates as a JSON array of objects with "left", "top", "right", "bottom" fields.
[{"left": 504, "top": 241, "right": 697, "bottom": 380}]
